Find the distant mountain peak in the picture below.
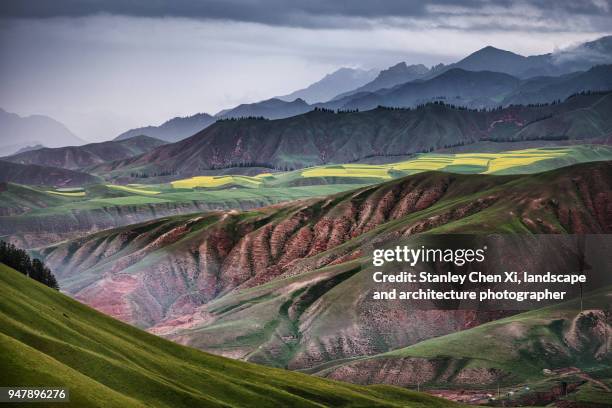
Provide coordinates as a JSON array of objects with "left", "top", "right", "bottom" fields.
[{"left": 276, "top": 67, "right": 378, "bottom": 104}]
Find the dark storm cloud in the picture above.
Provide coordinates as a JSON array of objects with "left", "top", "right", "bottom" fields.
[{"left": 1, "top": 0, "right": 610, "bottom": 29}]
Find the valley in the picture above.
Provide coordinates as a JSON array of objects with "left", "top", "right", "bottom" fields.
[
  {"left": 1, "top": 27, "right": 611, "bottom": 407},
  {"left": 36, "top": 162, "right": 611, "bottom": 369}
]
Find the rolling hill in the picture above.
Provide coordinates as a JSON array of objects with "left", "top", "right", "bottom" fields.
[
  {"left": 38, "top": 161, "right": 612, "bottom": 371},
  {"left": 316, "top": 289, "right": 611, "bottom": 405},
  {"left": 90, "top": 92, "right": 612, "bottom": 179},
  {"left": 3, "top": 135, "right": 166, "bottom": 170},
  {"left": 115, "top": 113, "right": 215, "bottom": 143},
  {"left": 0, "top": 263, "right": 460, "bottom": 408},
  {"left": 0, "top": 161, "right": 100, "bottom": 187},
  {"left": 3, "top": 144, "right": 610, "bottom": 249}
]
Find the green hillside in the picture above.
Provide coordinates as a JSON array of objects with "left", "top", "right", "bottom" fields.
[
  {"left": 0, "top": 263, "right": 464, "bottom": 408},
  {"left": 317, "top": 288, "right": 611, "bottom": 378},
  {"left": 38, "top": 161, "right": 612, "bottom": 373},
  {"left": 3, "top": 144, "right": 611, "bottom": 249},
  {"left": 313, "top": 289, "right": 611, "bottom": 405}
]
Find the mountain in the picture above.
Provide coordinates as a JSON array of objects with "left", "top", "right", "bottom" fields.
[
  {"left": 331, "top": 65, "right": 612, "bottom": 112},
  {"left": 449, "top": 46, "right": 551, "bottom": 78},
  {"left": 91, "top": 92, "right": 612, "bottom": 179},
  {"left": 503, "top": 65, "right": 612, "bottom": 106},
  {"left": 331, "top": 36, "right": 612, "bottom": 102},
  {"left": 318, "top": 289, "right": 611, "bottom": 405},
  {"left": 216, "top": 97, "right": 311, "bottom": 120},
  {"left": 552, "top": 35, "right": 612, "bottom": 74},
  {"left": 13, "top": 144, "right": 44, "bottom": 154},
  {"left": 277, "top": 68, "right": 378, "bottom": 103},
  {"left": 0, "top": 263, "right": 459, "bottom": 408},
  {"left": 332, "top": 63, "right": 430, "bottom": 100},
  {"left": 336, "top": 68, "right": 520, "bottom": 111},
  {"left": 115, "top": 113, "right": 215, "bottom": 143},
  {"left": 0, "top": 161, "right": 99, "bottom": 187},
  {"left": 185, "top": 37, "right": 612, "bottom": 125},
  {"left": 443, "top": 36, "right": 612, "bottom": 79},
  {"left": 3, "top": 135, "right": 166, "bottom": 170},
  {"left": 39, "top": 161, "right": 612, "bottom": 370},
  {"left": 0, "top": 108, "right": 85, "bottom": 156}
]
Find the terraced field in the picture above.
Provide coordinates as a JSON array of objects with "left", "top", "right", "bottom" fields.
[
  {"left": 2, "top": 144, "right": 611, "bottom": 248},
  {"left": 167, "top": 145, "right": 612, "bottom": 188}
]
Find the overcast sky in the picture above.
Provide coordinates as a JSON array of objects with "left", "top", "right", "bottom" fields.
[{"left": 1, "top": 1, "right": 611, "bottom": 141}]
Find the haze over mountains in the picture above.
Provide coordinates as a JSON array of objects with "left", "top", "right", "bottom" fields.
[
  {"left": 3, "top": 135, "right": 165, "bottom": 170},
  {"left": 333, "top": 62, "right": 432, "bottom": 100},
  {"left": 0, "top": 108, "right": 84, "bottom": 156},
  {"left": 277, "top": 67, "right": 378, "bottom": 103},
  {"left": 0, "top": 161, "right": 99, "bottom": 187},
  {"left": 2, "top": 22, "right": 612, "bottom": 407},
  {"left": 114, "top": 113, "right": 215, "bottom": 143},
  {"left": 108, "top": 36, "right": 612, "bottom": 144}
]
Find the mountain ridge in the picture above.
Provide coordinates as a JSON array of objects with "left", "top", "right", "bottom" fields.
[
  {"left": 3, "top": 135, "right": 166, "bottom": 170},
  {"left": 0, "top": 108, "right": 85, "bottom": 156},
  {"left": 114, "top": 113, "right": 215, "bottom": 143},
  {"left": 90, "top": 92, "right": 612, "bottom": 179}
]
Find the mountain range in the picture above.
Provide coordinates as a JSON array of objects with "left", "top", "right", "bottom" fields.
[
  {"left": 91, "top": 92, "right": 612, "bottom": 179},
  {"left": 0, "top": 108, "right": 84, "bottom": 156},
  {"left": 216, "top": 97, "right": 311, "bottom": 120},
  {"left": 110, "top": 36, "right": 612, "bottom": 143}
]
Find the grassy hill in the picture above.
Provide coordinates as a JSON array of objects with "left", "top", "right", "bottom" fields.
[
  {"left": 37, "top": 161, "right": 612, "bottom": 372},
  {"left": 4, "top": 144, "right": 610, "bottom": 248},
  {"left": 0, "top": 161, "right": 100, "bottom": 187},
  {"left": 0, "top": 263, "right": 463, "bottom": 408},
  {"left": 314, "top": 289, "right": 611, "bottom": 405},
  {"left": 2, "top": 135, "right": 166, "bottom": 170}
]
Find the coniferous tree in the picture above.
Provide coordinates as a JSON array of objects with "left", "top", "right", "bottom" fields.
[{"left": 0, "top": 241, "right": 59, "bottom": 290}]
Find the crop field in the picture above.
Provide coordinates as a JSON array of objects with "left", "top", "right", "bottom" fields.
[
  {"left": 162, "top": 145, "right": 612, "bottom": 191},
  {"left": 171, "top": 175, "right": 263, "bottom": 189},
  {"left": 2, "top": 145, "right": 611, "bottom": 242},
  {"left": 301, "top": 164, "right": 392, "bottom": 179},
  {"left": 295, "top": 145, "right": 612, "bottom": 179},
  {"left": 45, "top": 189, "right": 87, "bottom": 197},
  {"left": 106, "top": 184, "right": 161, "bottom": 195}
]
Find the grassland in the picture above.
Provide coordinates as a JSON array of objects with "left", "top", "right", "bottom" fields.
[
  {"left": 2, "top": 144, "right": 611, "bottom": 248},
  {"left": 0, "top": 263, "right": 464, "bottom": 408}
]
